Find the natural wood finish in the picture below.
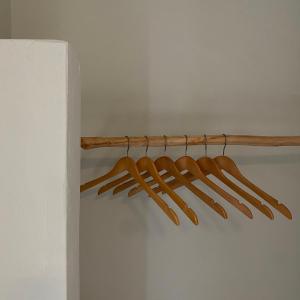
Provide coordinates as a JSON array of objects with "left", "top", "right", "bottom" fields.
[
  {"left": 214, "top": 155, "right": 292, "bottom": 219},
  {"left": 196, "top": 157, "right": 274, "bottom": 219},
  {"left": 128, "top": 156, "right": 253, "bottom": 219},
  {"left": 119, "top": 157, "right": 228, "bottom": 219},
  {"left": 149, "top": 156, "right": 227, "bottom": 219},
  {"left": 81, "top": 135, "right": 300, "bottom": 149},
  {"left": 138, "top": 157, "right": 275, "bottom": 219},
  {"left": 135, "top": 156, "right": 199, "bottom": 225},
  {"left": 80, "top": 156, "right": 180, "bottom": 225},
  {"left": 98, "top": 173, "right": 132, "bottom": 194},
  {"left": 96, "top": 157, "right": 199, "bottom": 224}
]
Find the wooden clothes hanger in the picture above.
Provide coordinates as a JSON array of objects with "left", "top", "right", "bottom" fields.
[
  {"left": 213, "top": 134, "right": 292, "bottom": 219},
  {"left": 80, "top": 136, "right": 180, "bottom": 225},
  {"left": 133, "top": 136, "right": 199, "bottom": 224}
]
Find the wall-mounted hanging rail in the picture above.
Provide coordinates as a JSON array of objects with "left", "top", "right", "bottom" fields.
[
  {"left": 81, "top": 133, "right": 298, "bottom": 223},
  {"left": 81, "top": 135, "right": 300, "bottom": 149}
]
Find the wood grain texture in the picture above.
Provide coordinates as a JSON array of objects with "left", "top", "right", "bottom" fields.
[{"left": 81, "top": 135, "right": 300, "bottom": 149}]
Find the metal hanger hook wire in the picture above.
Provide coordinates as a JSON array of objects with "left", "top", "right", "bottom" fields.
[
  {"left": 144, "top": 136, "right": 149, "bottom": 156},
  {"left": 125, "top": 136, "right": 130, "bottom": 156},
  {"left": 204, "top": 134, "right": 208, "bottom": 156},
  {"left": 222, "top": 133, "right": 227, "bottom": 156},
  {"left": 163, "top": 135, "right": 167, "bottom": 153},
  {"left": 184, "top": 135, "right": 188, "bottom": 155}
]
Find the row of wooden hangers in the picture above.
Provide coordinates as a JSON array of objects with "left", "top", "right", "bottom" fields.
[{"left": 80, "top": 134, "right": 293, "bottom": 225}]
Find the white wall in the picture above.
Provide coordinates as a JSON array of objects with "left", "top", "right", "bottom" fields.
[
  {"left": 11, "top": 1, "right": 300, "bottom": 300},
  {"left": 0, "top": 40, "right": 80, "bottom": 300},
  {"left": 0, "top": 0, "right": 11, "bottom": 37}
]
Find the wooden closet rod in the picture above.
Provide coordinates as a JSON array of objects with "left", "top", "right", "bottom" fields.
[{"left": 81, "top": 135, "right": 300, "bottom": 150}]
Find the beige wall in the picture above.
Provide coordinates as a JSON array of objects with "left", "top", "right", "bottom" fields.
[
  {"left": 0, "top": 40, "right": 80, "bottom": 300},
  {"left": 11, "top": 1, "right": 300, "bottom": 300},
  {"left": 0, "top": 0, "right": 11, "bottom": 37}
]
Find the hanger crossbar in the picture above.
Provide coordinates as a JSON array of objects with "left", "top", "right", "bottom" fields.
[{"left": 81, "top": 135, "right": 300, "bottom": 150}]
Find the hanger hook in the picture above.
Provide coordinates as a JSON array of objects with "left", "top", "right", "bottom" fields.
[
  {"left": 125, "top": 136, "right": 130, "bottom": 156},
  {"left": 144, "top": 136, "right": 149, "bottom": 156},
  {"left": 163, "top": 135, "right": 167, "bottom": 153},
  {"left": 222, "top": 133, "right": 227, "bottom": 156},
  {"left": 184, "top": 135, "right": 188, "bottom": 155},
  {"left": 204, "top": 134, "right": 207, "bottom": 156}
]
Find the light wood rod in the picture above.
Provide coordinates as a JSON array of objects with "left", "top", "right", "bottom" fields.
[{"left": 81, "top": 135, "right": 300, "bottom": 149}]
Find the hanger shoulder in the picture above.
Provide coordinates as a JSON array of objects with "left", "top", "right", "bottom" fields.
[
  {"left": 155, "top": 170, "right": 253, "bottom": 219},
  {"left": 126, "top": 156, "right": 174, "bottom": 196},
  {"left": 114, "top": 157, "right": 173, "bottom": 196},
  {"left": 127, "top": 172, "right": 169, "bottom": 197},
  {"left": 137, "top": 156, "right": 199, "bottom": 225},
  {"left": 112, "top": 178, "right": 138, "bottom": 195},
  {"left": 175, "top": 156, "right": 252, "bottom": 219},
  {"left": 98, "top": 170, "right": 151, "bottom": 195},
  {"left": 239, "top": 177, "right": 292, "bottom": 219},
  {"left": 155, "top": 156, "right": 195, "bottom": 190},
  {"left": 81, "top": 156, "right": 179, "bottom": 225},
  {"left": 197, "top": 157, "right": 274, "bottom": 219},
  {"left": 97, "top": 173, "right": 132, "bottom": 194},
  {"left": 80, "top": 156, "right": 130, "bottom": 192},
  {"left": 201, "top": 178, "right": 253, "bottom": 219},
  {"left": 125, "top": 158, "right": 180, "bottom": 225},
  {"left": 148, "top": 156, "right": 227, "bottom": 219},
  {"left": 170, "top": 156, "right": 227, "bottom": 219},
  {"left": 112, "top": 171, "right": 152, "bottom": 195},
  {"left": 214, "top": 156, "right": 292, "bottom": 219}
]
